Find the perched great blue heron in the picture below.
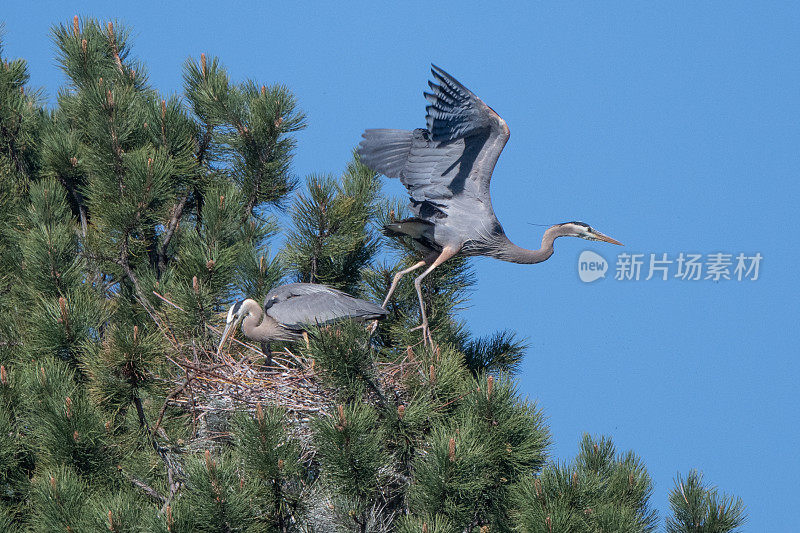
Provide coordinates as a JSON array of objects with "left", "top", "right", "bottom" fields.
[
  {"left": 217, "top": 283, "right": 388, "bottom": 362},
  {"left": 358, "top": 65, "right": 622, "bottom": 342}
]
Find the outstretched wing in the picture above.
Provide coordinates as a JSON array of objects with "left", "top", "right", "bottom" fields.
[
  {"left": 263, "top": 283, "right": 387, "bottom": 331},
  {"left": 358, "top": 65, "right": 509, "bottom": 219},
  {"left": 425, "top": 64, "right": 505, "bottom": 143}
]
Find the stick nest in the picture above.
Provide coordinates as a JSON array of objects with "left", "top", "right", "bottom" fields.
[{"left": 150, "top": 291, "right": 415, "bottom": 441}]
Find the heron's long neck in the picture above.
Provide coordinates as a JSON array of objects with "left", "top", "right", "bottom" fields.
[
  {"left": 494, "top": 226, "right": 559, "bottom": 264},
  {"left": 242, "top": 306, "right": 294, "bottom": 342}
]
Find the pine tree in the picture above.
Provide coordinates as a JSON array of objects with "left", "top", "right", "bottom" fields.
[{"left": 0, "top": 17, "right": 746, "bottom": 533}]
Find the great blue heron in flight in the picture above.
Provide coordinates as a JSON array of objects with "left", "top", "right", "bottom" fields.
[
  {"left": 358, "top": 65, "right": 622, "bottom": 343},
  {"left": 217, "top": 283, "right": 388, "bottom": 363}
]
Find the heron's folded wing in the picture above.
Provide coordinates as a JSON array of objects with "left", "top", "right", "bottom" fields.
[
  {"left": 263, "top": 282, "right": 340, "bottom": 305},
  {"left": 265, "top": 283, "right": 387, "bottom": 331}
]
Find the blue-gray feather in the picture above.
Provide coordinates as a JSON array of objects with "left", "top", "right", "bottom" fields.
[
  {"left": 357, "top": 129, "right": 414, "bottom": 179},
  {"left": 263, "top": 283, "right": 387, "bottom": 331},
  {"left": 357, "top": 65, "right": 510, "bottom": 232}
]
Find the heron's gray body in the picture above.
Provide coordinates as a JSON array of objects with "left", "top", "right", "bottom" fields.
[
  {"left": 357, "top": 65, "right": 622, "bottom": 342},
  {"left": 359, "top": 68, "right": 512, "bottom": 260},
  {"left": 261, "top": 283, "right": 388, "bottom": 332},
  {"left": 218, "top": 283, "right": 388, "bottom": 356}
]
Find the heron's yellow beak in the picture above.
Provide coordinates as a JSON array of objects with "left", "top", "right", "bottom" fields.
[
  {"left": 217, "top": 321, "right": 236, "bottom": 355},
  {"left": 594, "top": 231, "right": 623, "bottom": 246}
]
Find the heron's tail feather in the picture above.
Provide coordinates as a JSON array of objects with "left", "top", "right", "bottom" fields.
[
  {"left": 357, "top": 129, "right": 415, "bottom": 178},
  {"left": 383, "top": 217, "right": 433, "bottom": 239}
]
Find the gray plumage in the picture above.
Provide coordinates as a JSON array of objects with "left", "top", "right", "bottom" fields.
[
  {"left": 359, "top": 65, "right": 508, "bottom": 244},
  {"left": 217, "top": 283, "right": 388, "bottom": 357},
  {"left": 261, "top": 283, "right": 388, "bottom": 331},
  {"left": 358, "top": 65, "right": 622, "bottom": 343}
]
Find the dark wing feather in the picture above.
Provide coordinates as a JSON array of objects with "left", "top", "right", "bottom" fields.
[
  {"left": 357, "top": 65, "right": 510, "bottom": 221},
  {"left": 263, "top": 283, "right": 387, "bottom": 331},
  {"left": 425, "top": 64, "right": 498, "bottom": 142}
]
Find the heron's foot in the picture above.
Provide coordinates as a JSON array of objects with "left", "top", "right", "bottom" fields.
[
  {"left": 411, "top": 322, "right": 432, "bottom": 346},
  {"left": 368, "top": 319, "right": 379, "bottom": 335}
]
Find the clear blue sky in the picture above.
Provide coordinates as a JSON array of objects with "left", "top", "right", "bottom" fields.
[{"left": 4, "top": 1, "right": 798, "bottom": 528}]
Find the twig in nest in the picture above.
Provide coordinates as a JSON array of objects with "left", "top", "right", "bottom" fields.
[
  {"left": 178, "top": 360, "right": 258, "bottom": 391},
  {"left": 207, "top": 323, "right": 292, "bottom": 371}
]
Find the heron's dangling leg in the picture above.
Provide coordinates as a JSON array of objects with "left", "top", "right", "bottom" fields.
[
  {"left": 412, "top": 247, "right": 459, "bottom": 346},
  {"left": 369, "top": 259, "right": 428, "bottom": 334},
  {"left": 382, "top": 260, "right": 428, "bottom": 308},
  {"left": 261, "top": 341, "right": 272, "bottom": 367}
]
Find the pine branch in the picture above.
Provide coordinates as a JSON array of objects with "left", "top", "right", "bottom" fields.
[
  {"left": 196, "top": 124, "right": 212, "bottom": 165},
  {"left": 152, "top": 371, "right": 195, "bottom": 433},
  {"left": 0, "top": 122, "right": 25, "bottom": 176},
  {"left": 131, "top": 391, "right": 185, "bottom": 509},
  {"left": 128, "top": 475, "right": 167, "bottom": 504},
  {"left": 118, "top": 237, "right": 158, "bottom": 320},
  {"left": 56, "top": 175, "right": 88, "bottom": 237},
  {"left": 157, "top": 192, "right": 188, "bottom": 276}
]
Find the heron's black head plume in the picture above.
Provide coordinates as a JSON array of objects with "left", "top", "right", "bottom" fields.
[
  {"left": 227, "top": 300, "right": 244, "bottom": 323},
  {"left": 563, "top": 221, "right": 591, "bottom": 229},
  {"left": 557, "top": 221, "right": 622, "bottom": 245}
]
